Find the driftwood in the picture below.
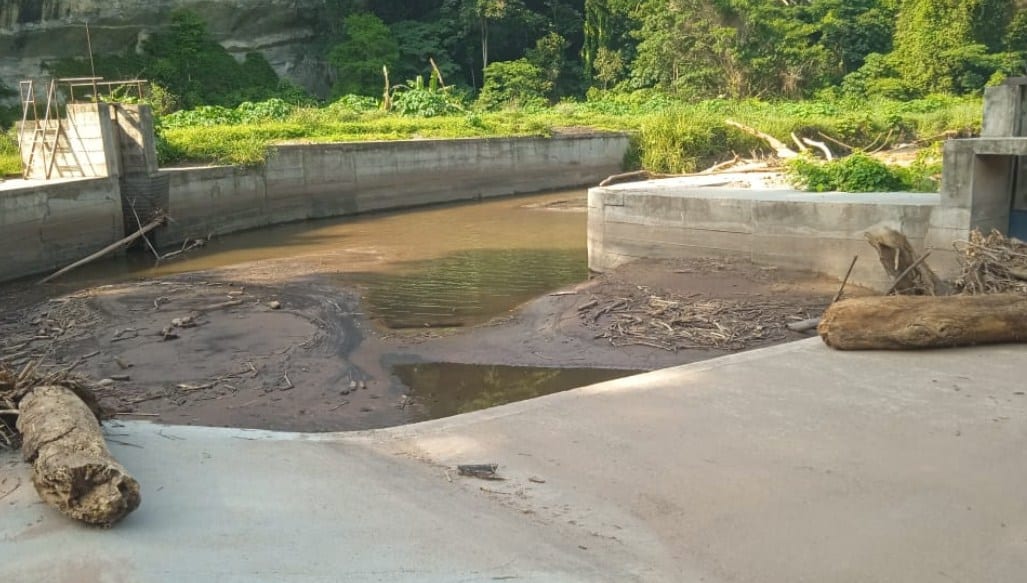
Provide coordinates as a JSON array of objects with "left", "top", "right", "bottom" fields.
[
  {"left": 955, "top": 229, "right": 1027, "bottom": 295},
  {"left": 864, "top": 227, "right": 948, "bottom": 295},
  {"left": 599, "top": 170, "right": 659, "bottom": 187},
  {"left": 787, "top": 318, "right": 821, "bottom": 333},
  {"left": 818, "top": 294, "right": 1027, "bottom": 350},
  {"left": 801, "top": 137, "right": 834, "bottom": 160},
  {"left": 17, "top": 385, "right": 141, "bottom": 525},
  {"left": 39, "top": 213, "right": 167, "bottom": 284},
  {"left": 725, "top": 119, "right": 799, "bottom": 159},
  {"left": 701, "top": 154, "right": 741, "bottom": 174}
]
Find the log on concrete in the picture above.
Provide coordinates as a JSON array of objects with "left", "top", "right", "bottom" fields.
[
  {"left": 16, "top": 385, "right": 141, "bottom": 526},
  {"left": 818, "top": 294, "right": 1027, "bottom": 350}
]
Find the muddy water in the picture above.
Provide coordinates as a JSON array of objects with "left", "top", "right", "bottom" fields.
[
  {"left": 11, "top": 189, "right": 644, "bottom": 427},
  {"left": 72, "top": 190, "right": 589, "bottom": 327},
  {"left": 393, "top": 363, "right": 639, "bottom": 420}
]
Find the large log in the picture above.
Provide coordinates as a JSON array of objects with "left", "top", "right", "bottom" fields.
[
  {"left": 818, "top": 294, "right": 1027, "bottom": 350},
  {"left": 16, "top": 385, "right": 141, "bottom": 526}
]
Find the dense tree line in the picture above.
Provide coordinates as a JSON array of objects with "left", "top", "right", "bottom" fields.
[{"left": 37, "top": 0, "right": 1027, "bottom": 110}]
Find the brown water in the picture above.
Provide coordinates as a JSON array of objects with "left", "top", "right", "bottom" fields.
[
  {"left": 392, "top": 362, "right": 639, "bottom": 420},
  {"left": 63, "top": 190, "right": 590, "bottom": 326}
]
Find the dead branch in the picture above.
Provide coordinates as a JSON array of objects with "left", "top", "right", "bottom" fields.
[
  {"left": 579, "top": 291, "right": 825, "bottom": 351},
  {"left": 864, "top": 227, "right": 948, "bottom": 296},
  {"left": 701, "top": 154, "right": 742, "bottom": 174},
  {"left": 801, "top": 137, "right": 834, "bottom": 160},
  {"left": 885, "top": 252, "right": 933, "bottom": 296},
  {"left": 816, "top": 131, "right": 855, "bottom": 152},
  {"left": 833, "top": 256, "right": 859, "bottom": 303},
  {"left": 725, "top": 119, "right": 799, "bottom": 159},
  {"left": 40, "top": 213, "right": 167, "bottom": 284},
  {"left": 954, "top": 229, "right": 1027, "bottom": 295},
  {"left": 791, "top": 132, "right": 809, "bottom": 153},
  {"left": 786, "top": 318, "right": 821, "bottom": 333}
]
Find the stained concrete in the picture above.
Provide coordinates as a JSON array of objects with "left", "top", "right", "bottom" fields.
[
  {"left": 587, "top": 179, "right": 942, "bottom": 289},
  {"left": 161, "top": 134, "right": 629, "bottom": 247},
  {"left": 0, "top": 176, "right": 124, "bottom": 282},
  {"left": 0, "top": 133, "right": 628, "bottom": 283},
  {"left": 3, "top": 338, "right": 1026, "bottom": 582}
]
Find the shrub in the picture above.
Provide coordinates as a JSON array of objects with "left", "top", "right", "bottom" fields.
[
  {"left": 787, "top": 152, "right": 934, "bottom": 193},
  {"left": 477, "top": 59, "right": 552, "bottom": 111}
]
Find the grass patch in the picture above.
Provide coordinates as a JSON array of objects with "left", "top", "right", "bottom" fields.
[{"left": 0, "top": 131, "right": 20, "bottom": 178}]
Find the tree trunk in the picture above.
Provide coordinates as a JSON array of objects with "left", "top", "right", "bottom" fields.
[
  {"left": 818, "top": 294, "right": 1027, "bottom": 350},
  {"left": 864, "top": 226, "right": 948, "bottom": 295},
  {"left": 17, "top": 385, "right": 141, "bottom": 526}
]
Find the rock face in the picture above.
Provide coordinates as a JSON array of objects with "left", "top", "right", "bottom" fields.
[{"left": 0, "top": 0, "right": 332, "bottom": 96}]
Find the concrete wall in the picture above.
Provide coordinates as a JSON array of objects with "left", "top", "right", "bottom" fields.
[
  {"left": 162, "top": 134, "right": 628, "bottom": 245},
  {"left": 1, "top": 134, "right": 626, "bottom": 283},
  {"left": 112, "top": 104, "right": 159, "bottom": 176},
  {"left": 18, "top": 103, "right": 119, "bottom": 180},
  {"left": 588, "top": 181, "right": 942, "bottom": 290},
  {"left": 0, "top": 177, "right": 124, "bottom": 282}
]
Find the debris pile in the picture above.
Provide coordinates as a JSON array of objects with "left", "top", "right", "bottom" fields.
[
  {"left": 579, "top": 289, "right": 823, "bottom": 351},
  {"left": 955, "top": 229, "right": 1027, "bottom": 296},
  {"left": 820, "top": 227, "right": 1027, "bottom": 351}
]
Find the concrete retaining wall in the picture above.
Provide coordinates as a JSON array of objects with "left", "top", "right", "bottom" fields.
[
  {"left": 0, "top": 177, "right": 124, "bottom": 282},
  {"left": 1, "top": 134, "right": 628, "bottom": 282},
  {"left": 162, "top": 134, "right": 629, "bottom": 245},
  {"left": 588, "top": 180, "right": 943, "bottom": 290}
]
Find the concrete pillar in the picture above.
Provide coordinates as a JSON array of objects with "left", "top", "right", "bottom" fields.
[{"left": 982, "top": 85, "right": 1021, "bottom": 137}]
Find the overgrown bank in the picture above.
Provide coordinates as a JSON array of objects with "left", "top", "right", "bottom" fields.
[{"left": 0, "top": 94, "right": 978, "bottom": 191}]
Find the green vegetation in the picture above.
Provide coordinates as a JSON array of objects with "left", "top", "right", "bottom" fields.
[
  {"left": 155, "top": 93, "right": 979, "bottom": 176},
  {"left": 0, "top": 131, "right": 20, "bottom": 177},
  {"left": 0, "top": 2, "right": 1013, "bottom": 188},
  {"left": 787, "top": 150, "right": 943, "bottom": 193}
]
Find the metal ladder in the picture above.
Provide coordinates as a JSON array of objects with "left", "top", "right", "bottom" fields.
[{"left": 19, "top": 79, "right": 79, "bottom": 179}]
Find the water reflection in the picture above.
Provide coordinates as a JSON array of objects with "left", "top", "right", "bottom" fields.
[
  {"left": 351, "top": 248, "right": 587, "bottom": 328},
  {"left": 393, "top": 362, "right": 638, "bottom": 420}
]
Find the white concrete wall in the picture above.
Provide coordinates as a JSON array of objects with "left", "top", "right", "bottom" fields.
[
  {"left": 162, "top": 134, "right": 629, "bottom": 245},
  {"left": 588, "top": 181, "right": 943, "bottom": 291},
  {"left": 18, "top": 103, "right": 119, "bottom": 180},
  {"left": 0, "top": 177, "right": 124, "bottom": 282}
]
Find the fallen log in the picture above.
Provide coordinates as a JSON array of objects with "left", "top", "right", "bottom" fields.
[
  {"left": 16, "top": 385, "right": 141, "bottom": 526},
  {"left": 818, "top": 294, "right": 1027, "bottom": 350},
  {"left": 725, "top": 119, "right": 800, "bottom": 159}
]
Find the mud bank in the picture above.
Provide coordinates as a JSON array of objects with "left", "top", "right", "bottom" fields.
[{"left": 0, "top": 254, "right": 840, "bottom": 432}]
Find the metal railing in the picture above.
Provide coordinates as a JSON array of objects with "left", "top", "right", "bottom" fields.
[{"left": 59, "top": 77, "right": 148, "bottom": 103}]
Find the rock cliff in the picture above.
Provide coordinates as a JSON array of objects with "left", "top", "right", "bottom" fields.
[{"left": 0, "top": 0, "right": 332, "bottom": 95}]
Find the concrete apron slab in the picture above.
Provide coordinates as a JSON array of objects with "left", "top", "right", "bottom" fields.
[{"left": 3, "top": 338, "right": 1027, "bottom": 582}]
